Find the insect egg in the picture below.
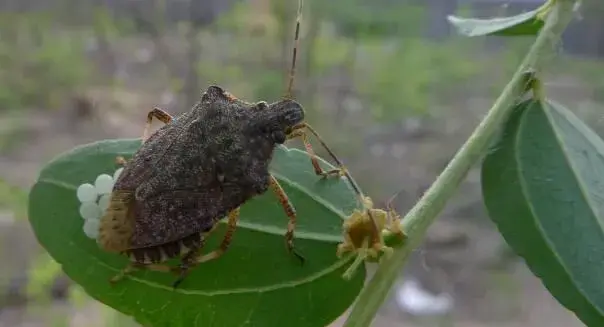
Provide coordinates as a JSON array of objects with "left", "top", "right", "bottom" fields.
[
  {"left": 76, "top": 183, "right": 97, "bottom": 203},
  {"left": 94, "top": 174, "right": 114, "bottom": 194},
  {"left": 98, "top": 193, "right": 111, "bottom": 212},
  {"left": 79, "top": 202, "right": 102, "bottom": 220},
  {"left": 83, "top": 218, "right": 100, "bottom": 239}
]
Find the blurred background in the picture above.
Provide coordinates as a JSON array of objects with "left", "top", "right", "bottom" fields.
[{"left": 0, "top": 0, "right": 602, "bottom": 326}]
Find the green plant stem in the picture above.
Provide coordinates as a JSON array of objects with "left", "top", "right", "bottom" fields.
[{"left": 342, "top": 1, "right": 577, "bottom": 326}]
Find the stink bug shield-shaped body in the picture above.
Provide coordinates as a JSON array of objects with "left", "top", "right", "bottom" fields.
[
  {"left": 98, "top": 86, "right": 311, "bottom": 287},
  {"left": 98, "top": 0, "right": 356, "bottom": 287}
]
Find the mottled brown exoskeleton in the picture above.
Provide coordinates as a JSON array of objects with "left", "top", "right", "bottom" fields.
[{"left": 98, "top": 0, "right": 363, "bottom": 288}]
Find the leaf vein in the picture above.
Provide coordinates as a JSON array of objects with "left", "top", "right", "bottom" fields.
[{"left": 67, "top": 239, "right": 355, "bottom": 295}]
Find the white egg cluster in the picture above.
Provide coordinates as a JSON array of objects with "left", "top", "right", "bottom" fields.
[{"left": 76, "top": 167, "right": 124, "bottom": 240}]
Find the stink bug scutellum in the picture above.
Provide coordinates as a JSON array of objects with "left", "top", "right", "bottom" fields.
[{"left": 97, "top": 0, "right": 370, "bottom": 288}]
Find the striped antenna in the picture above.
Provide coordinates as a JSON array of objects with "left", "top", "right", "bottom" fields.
[{"left": 284, "top": 0, "right": 303, "bottom": 99}]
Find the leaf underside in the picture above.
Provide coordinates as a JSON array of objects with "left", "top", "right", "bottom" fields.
[
  {"left": 447, "top": 8, "right": 544, "bottom": 37},
  {"left": 29, "top": 139, "right": 365, "bottom": 327},
  {"left": 482, "top": 99, "right": 604, "bottom": 326}
]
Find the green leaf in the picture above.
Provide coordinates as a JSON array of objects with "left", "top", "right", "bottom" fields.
[
  {"left": 28, "top": 139, "right": 365, "bottom": 327},
  {"left": 482, "top": 99, "right": 604, "bottom": 326},
  {"left": 447, "top": 8, "right": 545, "bottom": 37}
]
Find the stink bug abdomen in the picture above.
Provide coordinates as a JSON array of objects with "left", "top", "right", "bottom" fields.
[
  {"left": 124, "top": 231, "right": 205, "bottom": 265},
  {"left": 98, "top": 190, "right": 135, "bottom": 253}
]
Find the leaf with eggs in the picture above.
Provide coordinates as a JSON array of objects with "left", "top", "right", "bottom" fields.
[{"left": 28, "top": 138, "right": 365, "bottom": 327}]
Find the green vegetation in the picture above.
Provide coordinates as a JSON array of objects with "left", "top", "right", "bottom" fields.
[
  {"left": 0, "top": 13, "right": 91, "bottom": 111},
  {"left": 8, "top": 0, "right": 604, "bottom": 326}
]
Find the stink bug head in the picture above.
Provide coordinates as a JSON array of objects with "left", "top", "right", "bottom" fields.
[
  {"left": 252, "top": 99, "right": 305, "bottom": 144},
  {"left": 269, "top": 99, "right": 305, "bottom": 130}
]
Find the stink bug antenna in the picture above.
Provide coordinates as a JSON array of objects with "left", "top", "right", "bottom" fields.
[
  {"left": 303, "top": 124, "right": 364, "bottom": 199},
  {"left": 282, "top": 0, "right": 378, "bottom": 236},
  {"left": 385, "top": 188, "right": 405, "bottom": 212},
  {"left": 281, "top": 0, "right": 365, "bottom": 199},
  {"left": 285, "top": 0, "right": 303, "bottom": 100},
  {"left": 280, "top": 0, "right": 359, "bottom": 195},
  {"left": 303, "top": 124, "right": 380, "bottom": 236}
]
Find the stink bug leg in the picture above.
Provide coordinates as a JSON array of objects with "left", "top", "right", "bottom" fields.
[
  {"left": 114, "top": 107, "right": 174, "bottom": 166},
  {"left": 142, "top": 107, "right": 174, "bottom": 142},
  {"left": 280, "top": 0, "right": 348, "bottom": 181},
  {"left": 109, "top": 262, "right": 176, "bottom": 285},
  {"left": 286, "top": 124, "right": 346, "bottom": 178},
  {"left": 184, "top": 177, "right": 306, "bottom": 267},
  {"left": 172, "top": 207, "right": 245, "bottom": 288},
  {"left": 108, "top": 223, "right": 224, "bottom": 286},
  {"left": 192, "top": 208, "right": 241, "bottom": 265},
  {"left": 268, "top": 175, "right": 306, "bottom": 263},
  {"left": 115, "top": 156, "right": 128, "bottom": 166},
  {"left": 276, "top": 0, "right": 392, "bottom": 270}
]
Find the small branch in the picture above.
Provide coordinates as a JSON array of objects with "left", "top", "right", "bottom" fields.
[{"left": 342, "top": 1, "right": 577, "bottom": 326}]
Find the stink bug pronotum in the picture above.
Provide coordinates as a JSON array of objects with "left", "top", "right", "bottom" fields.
[{"left": 97, "top": 0, "right": 368, "bottom": 288}]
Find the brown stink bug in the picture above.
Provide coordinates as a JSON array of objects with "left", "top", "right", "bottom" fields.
[
  {"left": 336, "top": 190, "right": 406, "bottom": 280},
  {"left": 97, "top": 0, "right": 365, "bottom": 288}
]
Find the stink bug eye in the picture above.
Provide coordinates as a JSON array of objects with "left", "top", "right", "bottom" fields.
[
  {"left": 255, "top": 101, "right": 269, "bottom": 111},
  {"left": 254, "top": 99, "right": 305, "bottom": 137}
]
